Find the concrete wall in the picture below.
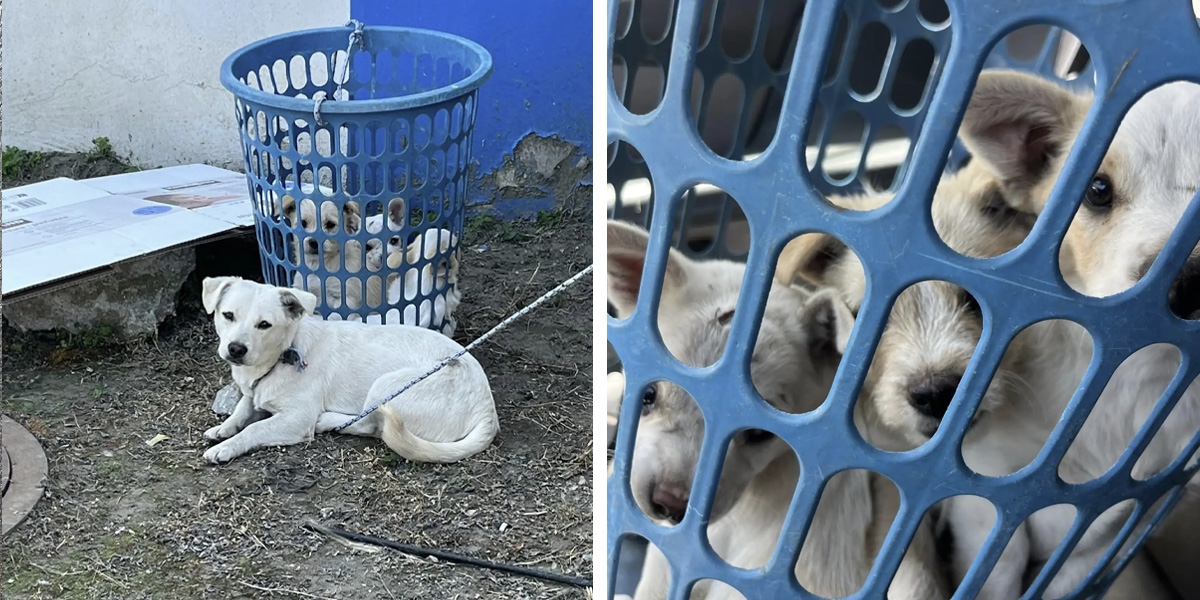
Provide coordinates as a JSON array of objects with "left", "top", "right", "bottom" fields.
[
  {"left": 352, "top": 0, "right": 593, "bottom": 207},
  {"left": 1, "top": 1, "right": 349, "bottom": 169}
]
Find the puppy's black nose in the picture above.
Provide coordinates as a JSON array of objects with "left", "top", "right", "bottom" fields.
[
  {"left": 227, "top": 342, "right": 248, "bottom": 360},
  {"left": 1169, "top": 258, "right": 1200, "bottom": 319},
  {"left": 305, "top": 238, "right": 319, "bottom": 252},
  {"left": 908, "top": 373, "right": 962, "bottom": 420},
  {"left": 650, "top": 483, "right": 689, "bottom": 524}
]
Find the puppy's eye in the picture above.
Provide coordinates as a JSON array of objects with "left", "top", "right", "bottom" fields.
[
  {"left": 959, "top": 289, "right": 982, "bottom": 318},
  {"left": 300, "top": 218, "right": 310, "bottom": 229},
  {"left": 717, "top": 309, "right": 735, "bottom": 326},
  {"left": 743, "top": 429, "right": 776, "bottom": 445},
  {"left": 256, "top": 320, "right": 272, "bottom": 330},
  {"left": 324, "top": 221, "right": 337, "bottom": 232},
  {"left": 1084, "top": 175, "right": 1115, "bottom": 209},
  {"left": 222, "top": 311, "right": 235, "bottom": 321},
  {"left": 642, "top": 386, "right": 657, "bottom": 408}
]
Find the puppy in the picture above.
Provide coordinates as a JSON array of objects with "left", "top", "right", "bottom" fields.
[
  {"left": 608, "top": 221, "right": 947, "bottom": 600},
  {"left": 200, "top": 277, "right": 497, "bottom": 465},
  {"left": 957, "top": 70, "right": 1200, "bottom": 598},
  {"left": 782, "top": 94, "right": 1176, "bottom": 599}
]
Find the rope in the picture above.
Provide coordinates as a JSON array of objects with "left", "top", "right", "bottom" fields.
[
  {"left": 314, "top": 19, "right": 365, "bottom": 126},
  {"left": 334, "top": 264, "right": 594, "bottom": 431},
  {"left": 303, "top": 521, "right": 592, "bottom": 588}
]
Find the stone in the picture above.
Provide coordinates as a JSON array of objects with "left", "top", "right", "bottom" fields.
[
  {"left": 3, "top": 247, "right": 196, "bottom": 340},
  {"left": 212, "top": 383, "right": 241, "bottom": 416}
]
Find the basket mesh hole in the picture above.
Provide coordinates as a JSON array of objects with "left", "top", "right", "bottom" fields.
[
  {"left": 309, "top": 51, "right": 329, "bottom": 86},
  {"left": 862, "top": 124, "right": 910, "bottom": 190},
  {"left": 878, "top": 0, "right": 906, "bottom": 8},
  {"left": 849, "top": 22, "right": 893, "bottom": 97},
  {"left": 917, "top": 0, "right": 949, "bottom": 27},
  {"left": 700, "top": 73, "right": 745, "bottom": 158},
  {"left": 820, "top": 110, "right": 866, "bottom": 183},
  {"left": 890, "top": 38, "right": 936, "bottom": 112},
  {"left": 719, "top": 0, "right": 763, "bottom": 61},
  {"left": 615, "top": 535, "right": 667, "bottom": 597},
  {"left": 272, "top": 59, "right": 289, "bottom": 94},
  {"left": 674, "top": 185, "right": 747, "bottom": 261},
  {"left": 707, "top": 440, "right": 803, "bottom": 569},
  {"left": 762, "top": 0, "right": 805, "bottom": 72},
  {"left": 629, "top": 60, "right": 666, "bottom": 116},
  {"left": 640, "top": 0, "right": 675, "bottom": 44}
]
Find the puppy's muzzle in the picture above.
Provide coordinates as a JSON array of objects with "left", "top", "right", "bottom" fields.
[
  {"left": 907, "top": 373, "right": 961, "bottom": 422},
  {"left": 1168, "top": 257, "right": 1200, "bottom": 320},
  {"left": 650, "top": 482, "right": 689, "bottom": 524},
  {"left": 226, "top": 341, "right": 248, "bottom": 364},
  {"left": 305, "top": 238, "right": 320, "bottom": 253}
]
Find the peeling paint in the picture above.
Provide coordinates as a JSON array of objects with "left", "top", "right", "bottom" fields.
[{"left": 475, "top": 133, "right": 592, "bottom": 216}]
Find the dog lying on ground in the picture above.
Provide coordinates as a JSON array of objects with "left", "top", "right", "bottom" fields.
[
  {"left": 200, "top": 276, "right": 497, "bottom": 465},
  {"left": 608, "top": 220, "right": 947, "bottom": 600}
]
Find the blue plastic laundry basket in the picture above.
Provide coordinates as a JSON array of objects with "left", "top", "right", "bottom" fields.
[
  {"left": 608, "top": 0, "right": 1200, "bottom": 599},
  {"left": 221, "top": 22, "right": 492, "bottom": 332}
]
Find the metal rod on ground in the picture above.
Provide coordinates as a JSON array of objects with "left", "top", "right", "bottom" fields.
[
  {"left": 303, "top": 521, "right": 592, "bottom": 588},
  {"left": 334, "top": 263, "right": 594, "bottom": 431}
]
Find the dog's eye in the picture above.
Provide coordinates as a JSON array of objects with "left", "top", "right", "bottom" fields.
[
  {"left": 642, "top": 386, "right": 657, "bottom": 408},
  {"left": 256, "top": 321, "right": 272, "bottom": 330},
  {"left": 300, "top": 218, "right": 310, "bottom": 229},
  {"left": 743, "top": 429, "right": 776, "bottom": 445},
  {"left": 717, "top": 309, "right": 735, "bottom": 326},
  {"left": 324, "top": 221, "right": 337, "bottom": 232},
  {"left": 222, "top": 311, "right": 235, "bottom": 321},
  {"left": 1084, "top": 174, "right": 1115, "bottom": 209}
]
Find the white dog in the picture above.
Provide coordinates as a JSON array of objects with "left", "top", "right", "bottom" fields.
[
  {"left": 608, "top": 221, "right": 947, "bottom": 600},
  {"left": 957, "top": 69, "right": 1200, "bottom": 598},
  {"left": 200, "top": 277, "right": 497, "bottom": 465}
]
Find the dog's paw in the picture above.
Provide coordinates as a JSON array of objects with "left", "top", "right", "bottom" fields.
[
  {"left": 204, "top": 425, "right": 232, "bottom": 442},
  {"left": 203, "top": 444, "right": 240, "bottom": 465}
]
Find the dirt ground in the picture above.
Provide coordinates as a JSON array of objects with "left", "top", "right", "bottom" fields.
[{"left": 1, "top": 155, "right": 595, "bottom": 599}]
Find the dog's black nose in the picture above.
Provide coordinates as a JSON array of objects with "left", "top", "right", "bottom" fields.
[
  {"left": 306, "top": 238, "right": 319, "bottom": 252},
  {"left": 908, "top": 373, "right": 962, "bottom": 420},
  {"left": 650, "top": 483, "right": 689, "bottom": 524},
  {"left": 227, "top": 342, "right": 248, "bottom": 360},
  {"left": 1169, "top": 258, "right": 1200, "bottom": 319}
]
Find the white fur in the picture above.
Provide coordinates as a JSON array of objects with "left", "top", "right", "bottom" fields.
[
  {"left": 607, "top": 221, "right": 947, "bottom": 600},
  {"left": 199, "top": 277, "right": 497, "bottom": 465}
]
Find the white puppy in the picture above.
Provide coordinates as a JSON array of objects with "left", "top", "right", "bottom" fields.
[
  {"left": 200, "top": 277, "right": 498, "bottom": 465},
  {"left": 957, "top": 70, "right": 1200, "bottom": 598},
  {"left": 608, "top": 221, "right": 947, "bottom": 600},
  {"left": 779, "top": 99, "right": 1178, "bottom": 599}
]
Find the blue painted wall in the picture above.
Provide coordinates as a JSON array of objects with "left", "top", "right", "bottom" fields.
[{"left": 352, "top": 0, "right": 592, "bottom": 182}]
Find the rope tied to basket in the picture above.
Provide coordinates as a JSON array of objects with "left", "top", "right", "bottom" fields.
[{"left": 313, "top": 19, "right": 366, "bottom": 126}]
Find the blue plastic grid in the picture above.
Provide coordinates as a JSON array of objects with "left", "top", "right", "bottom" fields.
[
  {"left": 607, "top": 1, "right": 1095, "bottom": 262},
  {"left": 607, "top": 1, "right": 1200, "bottom": 599},
  {"left": 221, "top": 24, "right": 493, "bottom": 329}
]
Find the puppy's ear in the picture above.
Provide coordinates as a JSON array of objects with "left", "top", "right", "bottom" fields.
[
  {"left": 802, "top": 289, "right": 856, "bottom": 363},
  {"left": 777, "top": 234, "right": 850, "bottom": 287},
  {"left": 607, "top": 220, "right": 690, "bottom": 318},
  {"left": 280, "top": 289, "right": 318, "bottom": 319},
  {"left": 202, "top": 277, "right": 240, "bottom": 314},
  {"left": 342, "top": 201, "right": 362, "bottom": 234},
  {"left": 960, "top": 70, "right": 1089, "bottom": 190}
]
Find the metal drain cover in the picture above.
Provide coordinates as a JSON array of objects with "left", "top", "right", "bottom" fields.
[{"left": 2, "top": 415, "right": 49, "bottom": 536}]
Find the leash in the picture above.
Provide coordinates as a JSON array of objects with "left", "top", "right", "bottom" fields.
[{"left": 333, "top": 263, "right": 594, "bottom": 431}]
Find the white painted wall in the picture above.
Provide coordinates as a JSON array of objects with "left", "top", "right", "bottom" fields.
[{"left": 2, "top": 0, "right": 349, "bottom": 169}]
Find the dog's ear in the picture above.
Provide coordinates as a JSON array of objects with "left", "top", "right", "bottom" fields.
[
  {"left": 607, "top": 220, "right": 690, "bottom": 318},
  {"left": 280, "top": 288, "right": 318, "bottom": 319},
  {"left": 801, "top": 289, "right": 856, "bottom": 363},
  {"left": 777, "top": 233, "right": 852, "bottom": 287},
  {"left": 202, "top": 277, "right": 241, "bottom": 314},
  {"left": 960, "top": 70, "right": 1089, "bottom": 190}
]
